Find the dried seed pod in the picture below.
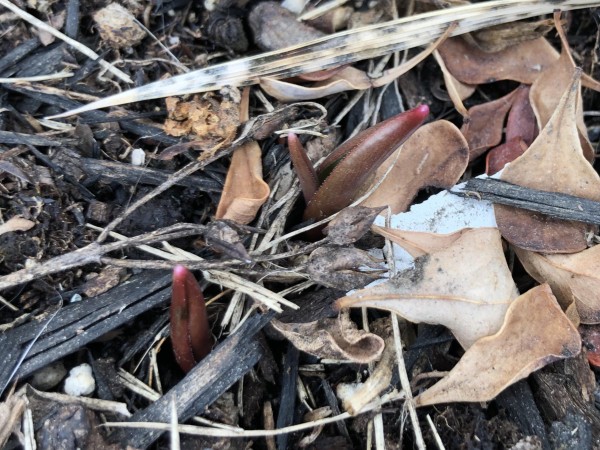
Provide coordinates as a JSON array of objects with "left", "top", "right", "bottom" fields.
[{"left": 203, "top": 11, "right": 248, "bottom": 53}]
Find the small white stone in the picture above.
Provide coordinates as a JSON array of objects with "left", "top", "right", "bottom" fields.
[
  {"left": 64, "top": 363, "right": 95, "bottom": 396},
  {"left": 130, "top": 148, "right": 146, "bottom": 166}
]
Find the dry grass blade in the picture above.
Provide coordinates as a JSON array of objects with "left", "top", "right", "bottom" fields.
[{"left": 48, "top": 0, "right": 600, "bottom": 118}]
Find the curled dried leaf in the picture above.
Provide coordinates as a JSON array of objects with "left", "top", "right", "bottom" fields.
[
  {"left": 335, "top": 228, "right": 518, "bottom": 349},
  {"left": 216, "top": 88, "right": 270, "bottom": 224},
  {"left": 271, "top": 311, "right": 385, "bottom": 364},
  {"left": 415, "top": 284, "right": 581, "bottom": 406}
]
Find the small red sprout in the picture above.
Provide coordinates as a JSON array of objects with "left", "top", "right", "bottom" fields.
[
  {"left": 170, "top": 265, "right": 213, "bottom": 373},
  {"left": 287, "top": 104, "right": 430, "bottom": 237}
]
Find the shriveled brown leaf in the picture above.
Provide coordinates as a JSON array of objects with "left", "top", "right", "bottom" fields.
[
  {"left": 260, "top": 26, "right": 454, "bottom": 102},
  {"left": 271, "top": 311, "right": 385, "bottom": 363},
  {"left": 216, "top": 88, "right": 270, "bottom": 224},
  {"left": 466, "top": 18, "right": 553, "bottom": 53},
  {"left": 324, "top": 206, "right": 385, "bottom": 246},
  {"left": 203, "top": 221, "right": 251, "bottom": 262},
  {"left": 495, "top": 68, "right": 600, "bottom": 253},
  {"left": 416, "top": 284, "right": 581, "bottom": 406},
  {"left": 260, "top": 67, "right": 370, "bottom": 102},
  {"left": 529, "top": 13, "right": 594, "bottom": 162},
  {"left": 515, "top": 245, "right": 600, "bottom": 324},
  {"left": 215, "top": 140, "right": 270, "bottom": 224},
  {"left": 307, "top": 246, "right": 383, "bottom": 291},
  {"left": 361, "top": 120, "right": 468, "bottom": 214},
  {"left": 335, "top": 228, "right": 518, "bottom": 349},
  {"left": 461, "top": 88, "right": 517, "bottom": 160},
  {"left": 0, "top": 215, "right": 35, "bottom": 236},
  {"left": 342, "top": 332, "right": 396, "bottom": 415},
  {"left": 437, "top": 36, "right": 558, "bottom": 85}
]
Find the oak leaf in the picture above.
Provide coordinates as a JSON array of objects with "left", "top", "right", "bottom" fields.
[
  {"left": 335, "top": 228, "right": 518, "bottom": 349},
  {"left": 415, "top": 284, "right": 580, "bottom": 406},
  {"left": 495, "top": 68, "right": 600, "bottom": 253}
]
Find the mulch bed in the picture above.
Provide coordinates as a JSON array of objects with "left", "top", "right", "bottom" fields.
[{"left": 1, "top": 1, "right": 600, "bottom": 449}]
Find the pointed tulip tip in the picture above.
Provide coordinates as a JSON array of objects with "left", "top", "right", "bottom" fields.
[
  {"left": 415, "top": 104, "right": 430, "bottom": 117},
  {"left": 173, "top": 264, "right": 189, "bottom": 279}
]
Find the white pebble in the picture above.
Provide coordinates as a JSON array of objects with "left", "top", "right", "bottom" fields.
[{"left": 64, "top": 363, "right": 95, "bottom": 396}]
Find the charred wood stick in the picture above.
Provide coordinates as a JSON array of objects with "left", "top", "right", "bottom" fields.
[
  {"left": 79, "top": 157, "right": 222, "bottom": 192},
  {"left": 458, "top": 178, "right": 600, "bottom": 224},
  {"left": 0, "top": 271, "right": 172, "bottom": 395},
  {"left": 116, "top": 310, "right": 276, "bottom": 449}
]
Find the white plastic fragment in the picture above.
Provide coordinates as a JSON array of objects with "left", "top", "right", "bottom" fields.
[
  {"left": 373, "top": 174, "right": 497, "bottom": 271},
  {"left": 130, "top": 148, "right": 146, "bottom": 166},
  {"left": 64, "top": 363, "right": 95, "bottom": 396}
]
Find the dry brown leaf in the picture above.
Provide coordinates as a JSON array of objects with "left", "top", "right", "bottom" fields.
[
  {"left": 371, "top": 226, "right": 472, "bottom": 258},
  {"left": 0, "top": 216, "right": 35, "bottom": 236},
  {"left": 505, "top": 85, "right": 537, "bottom": 146},
  {"left": 485, "top": 86, "right": 537, "bottom": 174},
  {"left": 215, "top": 140, "right": 270, "bottom": 224},
  {"left": 271, "top": 311, "right": 385, "bottom": 363},
  {"left": 515, "top": 245, "right": 600, "bottom": 324},
  {"left": 360, "top": 120, "right": 468, "bottom": 214},
  {"left": 495, "top": 68, "right": 600, "bottom": 253},
  {"left": 461, "top": 88, "right": 517, "bottom": 160},
  {"left": 415, "top": 284, "right": 581, "bottom": 406},
  {"left": 466, "top": 18, "right": 554, "bottom": 53},
  {"left": 216, "top": 89, "right": 270, "bottom": 224},
  {"left": 437, "top": 36, "right": 558, "bottom": 85},
  {"left": 529, "top": 13, "right": 594, "bottom": 162},
  {"left": 260, "top": 71, "right": 369, "bottom": 102},
  {"left": 335, "top": 228, "right": 518, "bottom": 349}
]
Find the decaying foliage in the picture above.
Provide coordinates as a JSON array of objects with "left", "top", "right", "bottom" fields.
[{"left": 2, "top": 0, "right": 600, "bottom": 448}]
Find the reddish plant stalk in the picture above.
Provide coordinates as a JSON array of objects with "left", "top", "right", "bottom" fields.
[{"left": 170, "top": 265, "right": 213, "bottom": 373}]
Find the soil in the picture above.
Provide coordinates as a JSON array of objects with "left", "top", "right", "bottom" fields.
[{"left": 1, "top": 1, "right": 600, "bottom": 449}]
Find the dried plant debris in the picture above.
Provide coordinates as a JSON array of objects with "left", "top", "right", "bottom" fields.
[
  {"left": 336, "top": 228, "right": 518, "bottom": 349},
  {"left": 495, "top": 68, "right": 600, "bottom": 253},
  {"left": 271, "top": 311, "right": 384, "bottom": 363},
  {"left": 416, "top": 284, "right": 580, "bottom": 406},
  {"left": 2, "top": 1, "right": 600, "bottom": 448}
]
